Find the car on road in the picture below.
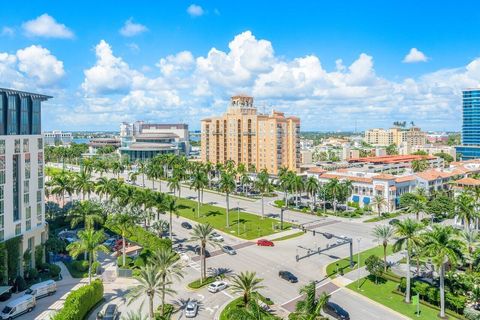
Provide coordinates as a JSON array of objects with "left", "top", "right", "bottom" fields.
[
  {"left": 102, "top": 304, "right": 118, "bottom": 320},
  {"left": 211, "top": 232, "right": 224, "bottom": 242},
  {"left": 323, "top": 302, "right": 350, "bottom": 320},
  {"left": 389, "top": 218, "right": 400, "bottom": 225},
  {"left": 222, "top": 245, "right": 236, "bottom": 255},
  {"left": 181, "top": 222, "right": 192, "bottom": 229},
  {"left": 323, "top": 233, "right": 333, "bottom": 239},
  {"left": 278, "top": 270, "right": 298, "bottom": 283},
  {"left": 207, "top": 280, "right": 228, "bottom": 293},
  {"left": 257, "top": 239, "right": 274, "bottom": 247},
  {"left": 0, "top": 294, "right": 36, "bottom": 320},
  {"left": 184, "top": 300, "right": 198, "bottom": 318},
  {"left": 24, "top": 280, "right": 56, "bottom": 299},
  {"left": 194, "top": 247, "right": 211, "bottom": 257}
]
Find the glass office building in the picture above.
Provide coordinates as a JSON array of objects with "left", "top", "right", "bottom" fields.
[{"left": 456, "top": 89, "right": 480, "bottom": 160}]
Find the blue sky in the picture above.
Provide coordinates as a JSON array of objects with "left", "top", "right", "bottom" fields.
[{"left": 1, "top": 1, "right": 480, "bottom": 131}]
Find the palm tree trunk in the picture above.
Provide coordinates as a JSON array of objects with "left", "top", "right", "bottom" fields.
[
  {"left": 197, "top": 189, "right": 201, "bottom": 218},
  {"left": 383, "top": 244, "right": 387, "bottom": 272},
  {"left": 440, "top": 263, "right": 445, "bottom": 317},
  {"left": 261, "top": 194, "right": 264, "bottom": 219},
  {"left": 226, "top": 193, "right": 230, "bottom": 227},
  {"left": 405, "top": 252, "right": 411, "bottom": 303},
  {"left": 122, "top": 234, "right": 126, "bottom": 267},
  {"left": 161, "top": 275, "right": 166, "bottom": 316},
  {"left": 169, "top": 211, "right": 173, "bottom": 242},
  {"left": 149, "top": 295, "right": 154, "bottom": 320},
  {"left": 88, "top": 251, "right": 92, "bottom": 284}
]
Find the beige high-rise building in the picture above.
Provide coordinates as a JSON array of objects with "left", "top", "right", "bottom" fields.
[
  {"left": 365, "top": 127, "right": 427, "bottom": 147},
  {"left": 201, "top": 96, "right": 300, "bottom": 174}
]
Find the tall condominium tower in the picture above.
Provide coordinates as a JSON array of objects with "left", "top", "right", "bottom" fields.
[
  {"left": 201, "top": 96, "right": 300, "bottom": 175},
  {"left": 456, "top": 89, "right": 480, "bottom": 159},
  {"left": 0, "top": 88, "right": 51, "bottom": 277}
]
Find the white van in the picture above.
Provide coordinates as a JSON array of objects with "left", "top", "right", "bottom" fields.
[
  {"left": 0, "top": 294, "right": 36, "bottom": 319},
  {"left": 25, "top": 280, "right": 57, "bottom": 299}
]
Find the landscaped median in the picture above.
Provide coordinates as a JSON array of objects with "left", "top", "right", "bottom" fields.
[
  {"left": 187, "top": 276, "right": 216, "bottom": 289},
  {"left": 175, "top": 198, "right": 292, "bottom": 240},
  {"left": 325, "top": 245, "right": 393, "bottom": 278},
  {"left": 219, "top": 293, "right": 276, "bottom": 320},
  {"left": 364, "top": 212, "right": 401, "bottom": 223}
]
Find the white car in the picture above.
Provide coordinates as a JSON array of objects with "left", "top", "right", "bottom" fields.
[
  {"left": 211, "top": 232, "right": 224, "bottom": 242},
  {"left": 208, "top": 280, "right": 227, "bottom": 293},
  {"left": 184, "top": 300, "right": 198, "bottom": 318}
]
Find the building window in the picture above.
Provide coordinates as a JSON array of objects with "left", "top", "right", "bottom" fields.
[
  {"left": 36, "top": 203, "right": 42, "bottom": 225},
  {"left": 25, "top": 155, "right": 30, "bottom": 179},
  {"left": 26, "top": 206, "right": 31, "bottom": 219},
  {"left": 15, "top": 223, "right": 21, "bottom": 236},
  {"left": 14, "top": 139, "right": 20, "bottom": 153},
  {"left": 0, "top": 215, "right": 3, "bottom": 228},
  {"left": 24, "top": 193, "right": 29, "bottom": 204},
  {"left": 37, "top": 138, "right": 43, "bottom": 149},
  {"left": 38, "top": 177, "right": 43, "bottom": 189},
  {"left": 0, "top": 230, "right": 3, "bottom": 242},
  {"left": 23, "top": 139, "right": 29, "bottom": 153},
  {"left": 37, "top": 190, "right": 41, "bottom": 202},
  {"left": 26, "top": 220, "right": 31, "bottom": 231},
  {"left": 38, "top": 152, "right": 43, "bottom": 165},
  {"left": 0, "top": 140, "right": 4, "bottom": 155},
  {"left": 13, "top": 154, "right": 19, "bottom": 221},
  {"left": 0, "top": 171, "right": 4, "bottom": 184},
  {"left": 7, "top": 95, "right": 19, "bottom": 135},
  {"left": 32, "top": 99, "right": 41, "bottom": 134},
  {"left": 24, "top": 180, "right": 29, "bottom": 191}
]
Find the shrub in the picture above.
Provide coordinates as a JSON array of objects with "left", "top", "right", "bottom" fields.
[
  {"left": 107, "top": 225, "right": 171, "bottom": 253},
  {"left": 465, "top": 307, "right": 480, "bottom": 320},
  {"left": 155, "top": 304, "right": 174, "bottom": 320},
  {"left": 117, "top": 256, "right": 133, "bottom": 267},
  {"left": 52, "top": 279, "right": 104, "bottom": 320},
  {"left": 49, "top": 264, "right": 61, "bottom": 278},
  {"left": 24, "top": 268, "right": 39, "bottom": 281},
  {"left": 15, "top": 276, "right": 27, "bottom": 292},
  {"left": 91, "top": 261, "right": 101, "bottom": 275},
  {"left": 134, "top": 257, "right": 145, "bottom": 268},
  {"left": 72, "top": 260, "right": 89, "bottom": 272}
]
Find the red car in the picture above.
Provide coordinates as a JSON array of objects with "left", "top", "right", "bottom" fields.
[{"left": 257, "top": 239, "right": 274, "bottom": 247}]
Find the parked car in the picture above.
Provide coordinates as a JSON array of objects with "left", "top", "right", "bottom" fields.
[
  {"left": 323, "top": 302, "right": 350, "bottom": 320},
  {"left": 278, "top": 270, "right": 298, "bottom": 283},
  {"left": 389, "top": 218, "right": 400, "bottom": 226},
  {"left": 222, "top": 245, "right": 236, "bottom": 255},
  {"left": 24, "top": 280, "right": 56, "bottom": 300},
  {"left": 194, "top": 247, "right": 211, "bottom": 257},
  {"left": 211, "top": 232, "right": 224, "bottom": 242},
  {"left": 0, "top": 288, "right": 12, "bottom": 302},
  {"left": 257, "top": 239, "right": 274, "bottom": 247},
  {"left": 103, "top": 304, "right": 118, "bottom": 320},
  {"left": 103, "top": 238, "right": 116, "bottom": 249},
  {"left": 113, "top": 239, "right": 128, "bottom": 252},
  {"left": 207, "top": 281, "right": 228, "bottom": 293},
  {"left": 184, "top": 300, "right": 198, "bottom": 318},
  {"left": 181, "top": 222, "right": 192, "bottom": 229},
  {"left": 0, "top": 294, "right": 36, "bottom": 320}
]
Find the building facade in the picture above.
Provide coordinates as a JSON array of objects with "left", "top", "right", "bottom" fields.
[
  {"left": 364, "top": 127, "right": 427, "bottom": 147},
  {"left": 43, "top": 130, "right": 73, "bottom": 146},
  {"left": 0, "top": 88, "right": 49, "bottom": 272},
  {"left": 201, "top": 96, "right": 300, "bottom": 175},
  {"left": 119, "top": 122, "right": 189, "bottom": 161},
  {"left": 456, "top": 89, "right": 480, "bottom": 160}
]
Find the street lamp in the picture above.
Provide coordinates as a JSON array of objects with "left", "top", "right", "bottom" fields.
[
  {"left": 357, "top": 237, "right": 362, "bottom": 289},
  {"left": 237, "top": 201, "right": 240, "bottom": 235}
]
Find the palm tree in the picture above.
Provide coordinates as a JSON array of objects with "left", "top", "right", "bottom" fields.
[
  {"left": 423, "top": 225, "right": 464, "bottom": 318},
  {"left": 461, "top": 229, "right": 479, "bottom": 271},
  {"left": 295, "top": 281, "right": 330, "bottom": 319},
  {"left": 107, "top": 212, "right": 137, "bottom": 267},
  {"left": 67, "top": 229, "right": 109, "bottom": 284},
  {"left": 151, "top": 220, "right": 169, "bottom": 239},
  {"left": 218, "top": 172, "right": 236, "bottom": 227},
  {"left": 48, "top": 172, "right": 73, "bottom": 207},
  {"left": 127, "top": 264, "right": 165, "bottom": 320},
  {"left": 129, "top": 171, "right": 139, "bottom": 185},
  {"left": 95, "top": 177, "right": 117, "bottom": 202},
  {"left": 240, "top": 173, "right": 252, "bottom": 195},
  {"left": 166, "top": 197, "right": 178, "bottom": 242},
  {"left": 372, "top": 225, "right": 395, "bottom": 272},
  {"left": 190, "top": 168, "right": 208, "bottom": 218},
  {"left": 305, "top": 176, "right": 319, "bottom": 211},
  {"left": 230, "top": 271, "right": 265, "bottom": 306},
  {"left": 278, "top": 169, "right": 292, "bottom": 207},
  {"left": 74, "top": 171, "right": 95, "bottom": 200},
  {"left": 167, "top": 177, "right": 181, "bottom": 198},
  {"left": 325, "top": 178, "right": 341, "bottom": 213},
  {"left": 151, "top": 248, "right": 185, "bottom": 317},
  {"left": 110, "top": 160, "right": 125, "bottom": 179},
  {"left": 456, "top": 191, "right": 475, "bottom": 230},
  {"left": 406, "top": 198, "right": 427, "bottom": 221},
  {"left": 255, "top": 169, "right": 272, "bottom": 219},
  {"left": 189, "top": 223, "right": 221, "bottom": 283},
  {"left": 393, "top": 218, "right": 424, "bottom": 303},
  {"left": 371, "top": 194, "right": 387, "bottom": 217},
  {"left": 68, "top": 200, "right": 104, "bottom": 230},
  {"left": 290, "top": 174, "right": 304, "bottom": 207}
]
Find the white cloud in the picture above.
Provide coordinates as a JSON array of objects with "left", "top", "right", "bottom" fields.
[
  {"left": 1, "top": 27, "right": 14, "bottom": 37},
  {"left": 22, "top": 14, "right": 74, "bottom": 39},
  {"left": 187, "top": 4, "right": 204, "bottom": 17},
  {"left": 16, "top": 45, "right": 65, "bottom": 86},
  {"left": 403, "top": 48, "right": 428, "bottom": 63},
  {"left": 119, "top": 18, "right": 148, "bottom": 37}
]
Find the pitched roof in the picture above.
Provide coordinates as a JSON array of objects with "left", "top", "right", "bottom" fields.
[
  {"left": 318, "top": 173, "right": 373, "bottom": 183},
  {"left": 455, "top": 177, "right": 480, "bottom": 186},
  {"left": 372, "top": 173, "right": 396, "bottom": 180},
  {"left": 395, "top": 175, "right": 417, "bottom": 183}
]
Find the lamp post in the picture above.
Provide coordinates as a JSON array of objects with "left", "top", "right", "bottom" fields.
[
  {"left": 237, "top": 201, "right": 240, "bottom": 235},
  {"left": 357, "top": 237, "right": 362, "bottom": 289}
]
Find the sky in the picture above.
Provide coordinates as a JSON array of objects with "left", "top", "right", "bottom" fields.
[{"left": 1, "top": 1, "right": 480, "bottom": 132}]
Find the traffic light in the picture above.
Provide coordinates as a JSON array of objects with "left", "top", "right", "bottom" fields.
[{"left": 313, "top": 230, "right": 316, "bottom": 236}]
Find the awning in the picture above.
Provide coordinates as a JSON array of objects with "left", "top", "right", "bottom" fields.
[
  {"left": 0, "top": 286, "right": 12, "bottom": 295},
  {"left": 352, "top": 195, "right": 360, "bottom": 202},
  {"left": 363, "top": 197, "right": 370, "bottom": 204}
]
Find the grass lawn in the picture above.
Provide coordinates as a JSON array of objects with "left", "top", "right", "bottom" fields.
[
  {"left": 188, "top": 276, "right": 216, "bottom": 289},
  {"left": 364, "top": 212, "right": 401, "bottom": 223},
  {"left": 220, "top": 294, "right": 276, "bottom": 320},
  {"left": 326, "top": 245, "right": 393, "bottom": 278},
  {"left": 270, "top": 231, "right": 305, "bottom": 242},
  {"left": 175, "top": 198, "right": 292, "bottom": 240},
  {"left": 347, "top": 277, "right": 462, "bottom": 320}
]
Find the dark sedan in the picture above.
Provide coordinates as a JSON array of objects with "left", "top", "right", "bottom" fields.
[
  {"left": 323, "top": 302, "right": 350, "bottom": 320},
  {"left": 278, "top": 270, "right": 298, "bottom": 283},
  {"left": 181, "top": 222, "right": 192, "bottom": 229}
]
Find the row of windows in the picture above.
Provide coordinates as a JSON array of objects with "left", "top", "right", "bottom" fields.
[{"left": 0, "top": 93, "right": 42, "bottom": 135}]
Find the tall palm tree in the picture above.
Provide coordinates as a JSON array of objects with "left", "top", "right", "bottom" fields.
[
  {"left": 325, "top": 178, "right": 341, "bottom": 213},
  {"left": 422, "top": 225, "right": 464, "bottom": 318},
  {"left": 290, "top": 174, "right": 304, "bottom": 207},
  {"left": 305, "top": 177, "right": 319, "bottom": 211},
  {"left": 129, "top": 171, "right": 139, "bottom": 185},
  {"left": 68, "top": 200, "right": 104, "bottom": 230},
  {"left": 127, "top": 264, "right": 165, "bottom": 320},
  {"left": 95, "top": 177, "right": 117, "bottom": 202},
  {"left": 189, "top": 223, "right": 221, "bottom": 282},
  {"left": 461, "top": 229, "right": 479, "bottom": 271},
  {"left": 166, "top": 197, "right": 178, "bottom": 242},
  {"left": 230, "top": 271, "right": 265, "bottom": 306},
  {"left": 278, "top": 169, "right": 292, "bottom": 207},
  {"left": 151, "top": 247, "right": 185, "bottom": 316},
  {"left": 372, "top": 225, "right": 395, "bottom": 272},
  {"left": 110, "top": 161, "right": 125, "bottom": 179},
  {"left": 48, "top": 172, "right": 73, "bottom": 207},
  {"left": 218, "top": 172, "right": 236, "bottom": 227},
  {"left": 151, "top": 220, "right": 169, "bottom": 239},
  {"left": 456, "top": 191, "right": 475, "bottom": 231},
  {"left": 255, "top": 169, "right": 272, "bottom": 219},
  {"left": 167, "top": 177, "right": 181, "bottom": 198},
  {"left": 406, "top": 198, "right": 427, "bottom": 221},
  {"left": 240, "top": 173, "right": 252, "bottom": 195},
  {"left": 393, "top": 218, "right": 424, "bottom": 303},
  {"left": 372, "top": 194, "right": 387, "bottom": 217},
  {"left": 66, "top": 229, "right": 109, "bottom": 284},
  {"left": 107, "top": 212, "right": 137, "bottom": 267},
  {"left": 190, "top": 168, "right": 208, "bottom": 218},
  {"left": 295, "top": 281, "right": 330, "bottom": 319},
  {"left": 74, "top": 171, "right": 95, "bottom": 200}
]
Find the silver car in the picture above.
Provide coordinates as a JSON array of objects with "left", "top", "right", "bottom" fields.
[
  {"left": 222, "top": 245, "right": 236, "bottom": 255},
  {"left": 185, "top": 300, "right": 198, "bottom": 318}
]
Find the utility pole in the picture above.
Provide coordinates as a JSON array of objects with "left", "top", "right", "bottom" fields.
[
  {"left": 280, "top": 207, "right": 285, "bottom": 230},
  {"left": 357, "top": 238, "right": 362, "bottom": 289}
]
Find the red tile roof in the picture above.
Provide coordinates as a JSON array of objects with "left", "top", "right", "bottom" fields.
[{"left": 372, "top": 173, "right": 396, "bottom": 180}]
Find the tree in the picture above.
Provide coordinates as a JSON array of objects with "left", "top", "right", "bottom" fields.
[
  {"left": 325, "top": 178, "right": 341, "bottom": 213},
  {"left": 151, "top": 248, "right": 185, "bottom": 317},
  {"left": 218, "top": 172, "right": 236, "bottom": 227},
  {"left": 255, "top": 169, "right": 272, "bottom": 219},
  {"left": 167, "top": 177, "right": 181, "bottom": 198},
  {"left": 189, "top": 223, "right": 221, "bottom": 282},
  {"left": 190, "top": 168, "right": 208, "bottom": 218},
  {"left": 66, "top": 229, "right": 109, "bottom": 284},
  {"left": 393, "top": 218, "right": 424, "bottom": 303},
  {"left": 461, "top": 230, "right": 479, "bottom": 271},
  {"left": 290, "top": 174, "right": 304, "bottom": 207},
  {"left": 74, "top": 171, "right": 95, "bottom": 200},
  {"left": 165, "top": 197, "right": 178, "bottom": 243},
  {"left": 456, "top": 191, "right": 475, "bottom": 231},
  {"left": 294, "top": 281, "right": 330, "bottom": 319},
  {"left": 406, "top": 198, "right": 427, "bottom": 221},
  {"left": 434, "top": 152, "right": 454, "bottom": 164},
  {"left": 95, "top": 177, "right": 117, "bottom": 202},
  {"left": 107, "top": 211, "right": 137, "bottom": 267},
  {"left": 422, "top": 225, "right": 465, "bottom": 318},
  {"left": 372, "top": 225, "right": 394, "bottom": 272},
  {"left": 127, "top": 264, "right": 165, "bottom": 320},
  {"left": 411, "top": 159, "right": 428, "bottom": 172},
  {"left": 305, "top": 177, "right": 319, "bottom": 211},
  {"left": 278, "top": 169, "right": 293, "bottom": 207},
  {"left": 386, "top": 144, "right": 398, "bottom": 155},
  {"left": 371, "top": 195, "right": 387, "bottom": 217},
  {"left": 68, "top": 200, "right": 104, "bottom": 230},
  {"left": 48, "top": 172, "right": 73, "bottom": 207},
  {"left": 231, "top": 271, "right": 265, "bottom": 306},
  {"left": 365, "top": 255, "right": 384, "bottom": 284}
]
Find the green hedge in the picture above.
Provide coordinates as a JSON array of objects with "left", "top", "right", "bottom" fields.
[
  {"left": 52, "top": 279, "right": 104, "bottom": 320},
  {"left": 107, "top": 225, "right": 171, "bottom": 252},
  {"left": 188, "top": 276, "right": 215, "bottom": 289}
]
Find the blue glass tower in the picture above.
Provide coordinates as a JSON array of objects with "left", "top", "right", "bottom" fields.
[{"left": 456, "top": 89, "right": 480, "bottom": 159}]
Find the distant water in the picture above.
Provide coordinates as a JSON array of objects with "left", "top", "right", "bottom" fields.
[{"left": 73, "top": 138, "right": 89, "bottom": 144}]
